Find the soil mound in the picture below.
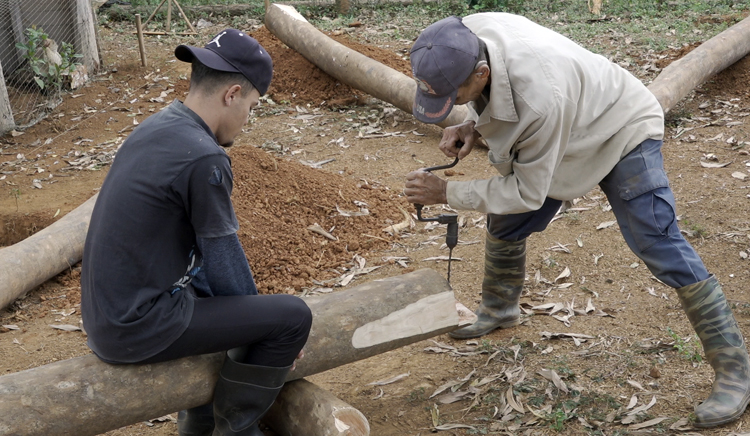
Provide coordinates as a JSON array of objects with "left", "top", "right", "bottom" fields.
[
  {"left": 252, "top": 26, "right": 412, "bottom": 106},
  {"left": 230, "top": 144, "right": 408, "bottom": 294}
]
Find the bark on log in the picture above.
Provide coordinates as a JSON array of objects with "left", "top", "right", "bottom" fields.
[
  {"left": 0, "top": 268, "right": 473, "bottom": 436},
  {"left": 264, "top": 4, "right": 468, "bottom": 128},
  {"left": 0, "top": 193, "right": 98, "bottom": 310},
  {"left": 265, "top": 379, "right": 370, "bottom": 436},
  {"left": 648, "top": 14, "right": 750, "bottom": 113}
]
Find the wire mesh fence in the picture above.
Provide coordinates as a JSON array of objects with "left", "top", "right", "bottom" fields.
[{"left": 0, "top": 0, "right": 98, "bottom": 131}]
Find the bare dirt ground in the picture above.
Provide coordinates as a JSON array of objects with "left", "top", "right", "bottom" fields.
[{"left": 2, "top": 11, "right": 750, "bottom": 436}]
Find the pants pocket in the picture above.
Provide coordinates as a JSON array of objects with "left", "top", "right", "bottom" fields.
[{"left": 622, "top": 186, "right": 678, "bottom": 252}]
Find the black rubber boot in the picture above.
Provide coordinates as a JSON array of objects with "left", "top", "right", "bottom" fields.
[
  {"left": 212, "top": 347, "right": 292, "bottom": 436},
  {"left": 178, "top": 403, "right": 214, "bottom": 436},
  {"left": 676, "top": 276, "right": 750, "bottom": 427},
  {"left": 450, "top": 234, "right": 525, "bottom": 339}
]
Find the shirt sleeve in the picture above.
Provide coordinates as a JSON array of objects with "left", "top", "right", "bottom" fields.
[
  {"left": 447, "top": 98, "right": 576, "bottom": 215},
  {"left": 173, "top": 153, "right": 240, "bottom": 239},
  {"left": 193, "top": 234, "right": 258, "bottom": 297}
]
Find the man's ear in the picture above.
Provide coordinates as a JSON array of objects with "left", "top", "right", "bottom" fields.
[
  {"left": 475, "top": 63, "right": 490, "bottom": 79},
  {"left": 223, "top": 84, "right": 243, "bottom": 106}
]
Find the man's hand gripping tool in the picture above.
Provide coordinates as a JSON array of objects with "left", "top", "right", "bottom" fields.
[{"left": 414, "top": 142, "right": 462, "bottom": 284}]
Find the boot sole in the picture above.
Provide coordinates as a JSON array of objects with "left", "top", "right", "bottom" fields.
[
  {"left": 693, "top": 391, "right": 750, "bottom": 428},
  {"left": 448, "top": 319, "right": 520, "bottom": 339}
]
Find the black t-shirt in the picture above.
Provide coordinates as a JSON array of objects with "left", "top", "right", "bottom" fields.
[{"left": 81, "top": 100, "right": 239, "bottom": 363}]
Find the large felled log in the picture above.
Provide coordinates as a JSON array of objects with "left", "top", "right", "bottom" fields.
[
  {"left": 648, "top": 14, "right": 750, "bottom": 112},
  {"left": 265, "top": 379, "right": 370, "bottom": 436},
  {"left": 0, "top": 268, "right": 474, "bottom": 436},
  {"left": 267, "top": 5, "right": 750, "bottom": 119},
  {"left": 264, "top": 4, "right": 468, "bottom": 128},
  {"left": 0, "top": 193, "right": 98, "bottom": 310}
]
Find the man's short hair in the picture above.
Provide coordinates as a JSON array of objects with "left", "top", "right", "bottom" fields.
[
  {"left": 189, "top": 59, "right": 255, "bottom": 97},
  {"left": 460, "top": 38, "right": 488, "bottom": 88}
]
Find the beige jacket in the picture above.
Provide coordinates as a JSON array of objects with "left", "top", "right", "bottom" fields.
[{"left": 446, "top": 13, "right": 664, "bottom": 215}]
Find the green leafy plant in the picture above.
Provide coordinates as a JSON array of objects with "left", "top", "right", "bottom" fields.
[
  {"left": 544, "top": 408, "right": 570, "bottom": 432},
  {"left": 667, "top": 327, "right": 703, "bottom": 363},
  {"left": 15, "top": 27, "right": 83, "bottom": 95}
]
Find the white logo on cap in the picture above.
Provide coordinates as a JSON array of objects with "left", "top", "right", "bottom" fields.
[
  {"left": 209, "top": 31, "right": 227, "bottom": 48},
  {"left": 414, "top": 78, "right": 437, "bottom": 95}
]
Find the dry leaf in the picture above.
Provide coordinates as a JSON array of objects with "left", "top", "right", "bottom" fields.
[
  {"left": 700, "top": 161, "right": 730, "bottom": 168},
  {"left": 430, "top": 380, "right": 464, "bottom": 399},
  {"left": 585, "top": 298, "right": 595, "bottom": 313},
  {"left": 506, "top": 386, "right": 524, "bottom": 413},
  {"left": 50, "top": 324, "right": 82, "bottom": 332},
  {"left": 554, "top": 267, "right": 571, "bottom": 282},
  {"left": 434, "top": 423, "right": 476, "bottom": 431},
  {"left": 626, "top": 395, "right": 657, "bottom": 415},
  {"left": 626, "top": 395, "right": 638, "bottom": 409},
  {"left": 437, "top": 390, "right": 472, "bottom": 404},
  {"left": 307, "top": 223, "right": 337, "bottom": 241},
  {"left": 626, "top": 379, "right": 646, "bottom": 391},
  {"left": 732, "top": 171, "right": 747, "bottom": 180},
  {"left": 368, "top": 372, "right": 410, "bottom": 386},
  {"left": 629, "top": 417, "right": 668, "bottom": 429},
  {"left": 596, "top": 220, "right": 617, "bottom": 230},
  {"left": 537, "top": 368, "right": 569, "bottom": 393}
]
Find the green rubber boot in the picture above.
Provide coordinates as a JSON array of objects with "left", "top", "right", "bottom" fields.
[
  {"left": 449, "top": 234, "right": 525, "bottom": 339},
  {"left": 212, "top": 347, "right": 291, "bottom": 436},
  {"left": 676, "top": 276, "right": 750, "bottom": 427}
]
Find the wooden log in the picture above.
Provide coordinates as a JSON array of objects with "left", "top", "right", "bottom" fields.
[
  {"left": 75, "top": 0, "right": 101, "bottom": 73},
  {"left": 265, "top": 379, "right": 369, "bottom": 436},
  {"left": 264, "top": 4, "right": 468, "bottom": 129},
  {"left": 0, "top": 268, "right": 474, "bottom": 436},
  {"left": 0, "top": 59, "right": 15, "bottom": 135},
  {"left": 647, "top": 14, "right": 750, "bottom": 112},
  {"left": 0, "top": 194, "right": 98, "bottom": 311}
]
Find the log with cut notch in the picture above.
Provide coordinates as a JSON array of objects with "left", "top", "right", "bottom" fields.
[{"left": 0, "top": 268, "right": 475, "bottom": 436}]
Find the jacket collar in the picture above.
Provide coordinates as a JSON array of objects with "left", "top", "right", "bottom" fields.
[{"left": 476, "top": 38, "right": 519, "bottom": 125}]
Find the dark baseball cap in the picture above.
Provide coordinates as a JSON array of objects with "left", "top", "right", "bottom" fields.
[
  {"left": 175, "top": 29, "right": 273, "bottom": 96},
  {"left": 410, "top": 16, "right": 479, "bottom": 124}
]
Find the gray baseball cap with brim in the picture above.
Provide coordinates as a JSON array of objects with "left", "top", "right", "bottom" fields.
[
  {"left": 175, "top": 28, "right": 273, "bottom": 96},
  {"left": 410, "top": 16, "right": 479, "bottom": 124}
]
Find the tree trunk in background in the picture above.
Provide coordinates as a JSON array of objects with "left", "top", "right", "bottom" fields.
[
  {"left": 0, "top": 194, "right": 98, "bottom": 311},
  {"left": 264, "top": 3, "right": 468, "bottom": 128},
  {"left": 75, "top": 0, "right": 101, "bottom": 72},
  {"left": 0, "top": 59, "right": 15, "bottom": 134},
  {"left": 647, "top": 14, "right": 750, "bottom": 113}
]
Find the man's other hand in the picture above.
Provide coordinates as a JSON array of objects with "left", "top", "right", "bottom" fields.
[{"left": 404, "top": 170, "right": 448, "bottom": 205}]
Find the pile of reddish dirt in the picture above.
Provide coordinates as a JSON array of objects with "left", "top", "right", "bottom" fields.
[
  {"left": 230, "top": 145, "right": 409, "bottom": 294},
  {"left": 699, "top": 53, "right": 750, "bottom": 97},
  {"left": 252, "top": 27, "right": 412, "bottom": 106}
]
